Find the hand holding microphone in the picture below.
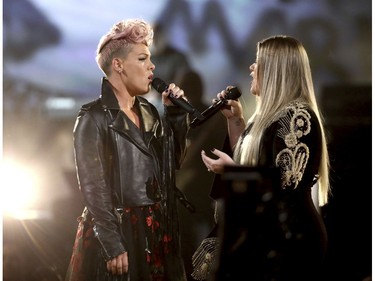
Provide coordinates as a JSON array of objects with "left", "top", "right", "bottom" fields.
[
  {"left": 190, "top": 86, "right": 242, "bottom": 128},
  {"left": 151, "top": 78, "right": 204, "bottom": 120}
]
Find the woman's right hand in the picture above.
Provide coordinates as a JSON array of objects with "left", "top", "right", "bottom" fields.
[
  {"left": 216, "top": 86, "right": 246, "bottom": 148},
  {"left": 107, "top": 251, "right": 128, "bottom": 275},
  {"left": 215, "top": 87, "right": 243, "bottom": 120}
]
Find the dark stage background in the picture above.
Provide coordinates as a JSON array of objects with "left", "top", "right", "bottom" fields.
[{"left": 2, "top": 0, "right": 372, "bottom": 280}]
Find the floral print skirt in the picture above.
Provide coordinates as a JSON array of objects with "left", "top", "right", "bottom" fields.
[
  {"left": 65, "top": 203, "right": 186, "bottom": 281},
  {"left": 121, "top": 203, "right": 171, "bottom": 280}
]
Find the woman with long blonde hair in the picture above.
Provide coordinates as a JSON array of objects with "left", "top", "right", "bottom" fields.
[{"left": 200, "top": 35, "right": 330, "bottom": 281}]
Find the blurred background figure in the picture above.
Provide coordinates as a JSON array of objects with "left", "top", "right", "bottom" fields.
[
  {"left": 146, "top": 21, "right": 192, "bottom": 112},
  {"left": 151, "top": 22, "right": 192, "bottom": 85}
]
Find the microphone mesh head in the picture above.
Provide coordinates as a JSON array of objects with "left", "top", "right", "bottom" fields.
[
  {"left": 226, "top": 87, "right": 242, "bottom": 100},
  {"left": 151, "top": 78, "right": 167, "bottom": 93}
]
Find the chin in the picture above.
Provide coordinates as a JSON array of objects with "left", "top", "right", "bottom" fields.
[{"left": 138, "top": 86, "right": 149, "bottom": 96}]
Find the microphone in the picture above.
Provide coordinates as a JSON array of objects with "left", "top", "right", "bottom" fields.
[
  {"left": 151, "top": 78, "right": 204, "bottom": 120},
  {"left": 190, "top": 86, "right": 242, "bottom": 128}
]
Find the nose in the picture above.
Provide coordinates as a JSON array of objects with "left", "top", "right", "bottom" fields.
[
  {"left": 150, "top": 61, "right": 155, "bottom": 71},
  {"left": 249, "top": 63, "right": 256, "bottom": 72}
]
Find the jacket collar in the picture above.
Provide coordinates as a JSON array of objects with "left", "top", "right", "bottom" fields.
[
  {"left": 100, "top": 77, "right": 160, "bottom": 150},
  {"left": 100, "top": 77, "right": 120, "bottom": 110}
]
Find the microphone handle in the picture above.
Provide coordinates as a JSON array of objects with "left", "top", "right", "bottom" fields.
[
  {"left": 156, "top": 82, "right": 204, "bottom": 120},
  {"left": 170, "top": 95, "right": 204, "bottom": 120},
  {"left": 169, "top": 95, "right": 198, "bottom": 114},
  {"left": 190, "top": 99, "right": 226, "bottom": 128},
  {"left": 200, "top": 99, "right": 226, "bottom": 119}
]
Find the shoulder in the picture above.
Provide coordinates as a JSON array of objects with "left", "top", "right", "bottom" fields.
[
  {"left": 271, "top": 101, "right": 320, "bottom": 140},
  {"left": 274, "top": 101, "right": 314, "bottom": 122},
  {"left": 266, "top": 101, "right": 322, "bottom": 166},
  {"left": 79, "top": 98, "right": 102, "bottom": 113},
  {"left": 75, "top": 97, "right": 107, "bottom": 129}
]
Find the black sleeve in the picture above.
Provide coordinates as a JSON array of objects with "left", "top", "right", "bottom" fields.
[
  {"left": 209, "top": 134, "right": 232, "bottom": 200},
  {"left": 73, "top": 108, "right": 126, "bottom": 261},
  {"left": 165, "top": 105, "right": 189, "bottom": 169}
]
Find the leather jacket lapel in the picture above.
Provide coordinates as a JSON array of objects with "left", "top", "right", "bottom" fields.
[
  {"left": 100, "top": 77, "right": 160, "bottom": 154},
  {"left": 138, "top": 98, "right": 160, "bottom": 146},
  {"left": 109, "top": 110, "right": 149, "bottom": 155},
  {"left": 108, "top": 102, "right": 160, "bottom": 156}
]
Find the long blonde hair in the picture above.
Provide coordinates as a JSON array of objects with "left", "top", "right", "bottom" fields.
[{"left": 234, "top": 35, "right": 330, "bottom": 206}]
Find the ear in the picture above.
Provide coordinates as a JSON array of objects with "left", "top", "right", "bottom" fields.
[{"left": 112, "top": 58, "right": 123, "bottom": 74}]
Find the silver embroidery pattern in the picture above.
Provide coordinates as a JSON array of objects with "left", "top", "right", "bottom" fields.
[
  {"left": 191, "top": 237, "right": 220, "bottom": 280},
  {"left": 275, "top": 102, "right": 311, "bottom": 189}
]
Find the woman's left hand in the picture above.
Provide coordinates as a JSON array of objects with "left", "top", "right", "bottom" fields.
[
  {"left": 107, "top": 252, "right": 128, "bottom": 275},
  {"left": 201, "top": 148, "right": 236, "bottom": 174},
  {"left": 161, "top": 83, "right": 186, "bottom": 106}
]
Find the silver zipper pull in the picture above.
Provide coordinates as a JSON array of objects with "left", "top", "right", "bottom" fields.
[{"left": 115, "top": 208, "right": 123, "bottom": 224}]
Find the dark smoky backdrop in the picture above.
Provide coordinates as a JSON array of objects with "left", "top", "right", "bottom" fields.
[{"left": 2, "top": 0, "right": 371, "bottom": 280}]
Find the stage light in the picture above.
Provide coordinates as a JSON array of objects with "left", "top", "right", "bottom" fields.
[{"left": 1, "top": 159, "right": 42, "bottom": 220}]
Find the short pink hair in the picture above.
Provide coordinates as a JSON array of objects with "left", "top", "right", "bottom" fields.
[{"left": 96, "top": 19, "right": 153, "bottom": 75}]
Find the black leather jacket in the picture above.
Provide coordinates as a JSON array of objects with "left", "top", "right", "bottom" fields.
[{"left": 73, "top": 78, "right": 189, "bottom": 260}]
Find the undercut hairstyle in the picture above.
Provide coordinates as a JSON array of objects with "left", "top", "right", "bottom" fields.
[{"left": 95, "top": 19, "right": 153, "bottom": 75}]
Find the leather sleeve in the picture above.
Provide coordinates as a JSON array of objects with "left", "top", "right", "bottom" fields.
[{"left": 73, "top": 107, "right": 126, "bottom": 261}]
